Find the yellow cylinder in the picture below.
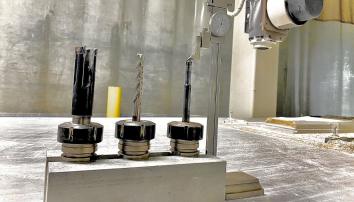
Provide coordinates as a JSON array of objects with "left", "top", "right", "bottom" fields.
[{"left": 106, "top": 86, "right": 121, "bottom": 117}]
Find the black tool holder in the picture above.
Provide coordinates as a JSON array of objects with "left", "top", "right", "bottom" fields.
[
  {"left": 167, "top": 58, "right": 203, "bottom": 157},
  {"left": 57, "top": 47, "right": 103, "bottom": 163},
  {"left": 115, "top": 54, "right": 155, "bottom": 160}
]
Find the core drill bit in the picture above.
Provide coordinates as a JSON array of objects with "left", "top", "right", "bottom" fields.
[{"left": 57, "top": 47, "right": 103, "bottom": 163}]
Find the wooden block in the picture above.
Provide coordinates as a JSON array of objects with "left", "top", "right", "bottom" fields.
[
  {"left": 225, "top": 182, "right": 262, "bottom": 194},
  {"left": 225, "top": 188, "right": 264, "bottom": 201},
  {"left": 226, "top": 172, "right": 259, "bottom": 185}
]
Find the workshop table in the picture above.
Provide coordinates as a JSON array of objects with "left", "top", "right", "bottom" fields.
[{"left": 1, "top": 117, "right": 354, "bottom": 202}]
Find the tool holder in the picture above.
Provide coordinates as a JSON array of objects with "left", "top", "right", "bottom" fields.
[
  {"left": 57, "top": 47, "right": 103, "bottom": 163},
  {"left": 115, "top": 54, "right": 156, "bottom": 160},
  {"left": 167, "top": 58, "right": 203, "bottom": 157}
]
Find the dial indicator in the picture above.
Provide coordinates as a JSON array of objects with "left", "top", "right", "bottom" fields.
[{"left": 209, "top": 12, "right": 232, "bottom": 37}]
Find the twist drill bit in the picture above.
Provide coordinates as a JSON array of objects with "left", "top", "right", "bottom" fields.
[
  {"left": 115, "top": 53, "right": 156, "bottom": 160},
  {"left": 167, "top": 58, "right": 204, "bottom": 157},
  {"left": 133, "top": 54, "right": 144, "bottom": 122}
]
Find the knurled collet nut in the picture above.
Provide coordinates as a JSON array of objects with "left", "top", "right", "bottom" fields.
[
  {"left": 57, "top": 122, "right": 103, "bottom": 144},
  {"left": 167, "top": 121, "right": 203, "bottom": 141},
  {"left": 115, "top": 120, "right": 156, "bottom": 141}
]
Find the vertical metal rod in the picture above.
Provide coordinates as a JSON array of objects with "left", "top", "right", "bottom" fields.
[
  {"left": 206, "top": 42, "right": 221, "bottom": 156},
  {"left": 133, "top": 54, "right": 144, "bottom": 122},
  {"left": 182, "top": 58, "right": 193, "bottom": 123}
]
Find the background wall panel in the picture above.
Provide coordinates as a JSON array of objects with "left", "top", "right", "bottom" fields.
[
  {"left": 277, "top": 1, "right": 354, "bottom": 117},
  {"left": 0, "top": 0, "right": 234, "bottom": 117}
]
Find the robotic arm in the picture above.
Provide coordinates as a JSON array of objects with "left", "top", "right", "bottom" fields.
[{"left": 243, "top": 0, "right": 324, "bottom": 50}]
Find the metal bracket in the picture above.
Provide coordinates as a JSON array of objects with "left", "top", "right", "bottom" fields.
[
  {"left": 202, "top": 28, "right": 211, "bottom": 48},
  {"left": 191, "top": 36, "right": 202, "bottom": 60},
  {"left": 210, "top": 35, "right": 226, "bottom": 44},
  {"left": 207, "top": 0, "right": 228, "bottom": 9}
]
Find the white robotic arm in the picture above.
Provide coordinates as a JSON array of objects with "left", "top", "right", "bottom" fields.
[{"left": 244, "top": 0, "right": 324, "bottom": 50}]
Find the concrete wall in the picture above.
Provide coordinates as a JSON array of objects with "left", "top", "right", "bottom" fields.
[
  {"left": 229, "top": 3, "right": 279, "bottom": 119},
  {"left": 0, "top": 0, "right": 233, "bottom": 117},
  {"left": 277, "top": 20, "right": 354, "bottom": 117}
]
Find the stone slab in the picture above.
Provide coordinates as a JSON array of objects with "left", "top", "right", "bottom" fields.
[
  {"left": 226, "top": 172, "right": 260, "bottom": 186},
  {"left": 225, "top": 182, "right": 262, "bottom": 194},
  {"left": 225, "top": 189, "right": 264, "bottom": 201},
  {"left": 44, "top": 154, "right": 226, "bottom": 202},
  {"left": 265, "top": 116, "right": 354, "bottom": 133}
]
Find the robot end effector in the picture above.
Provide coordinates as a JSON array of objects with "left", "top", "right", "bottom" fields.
[{"left": 245, "top": 0, "right": 324, "bottom": 50}]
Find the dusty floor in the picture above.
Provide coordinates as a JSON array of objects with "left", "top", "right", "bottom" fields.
[{"left": 1, "top": 117, "right": 354, "bottom": 202}]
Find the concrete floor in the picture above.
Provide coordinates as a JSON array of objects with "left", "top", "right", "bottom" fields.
[{"left": 1, "top": 117, "right": 354, "bottom": 202}]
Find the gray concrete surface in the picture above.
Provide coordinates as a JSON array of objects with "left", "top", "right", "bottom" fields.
[
  {"left": 1, "top": 117, "right": 354, "bottom": 202},
  {"left": 0, "top": 0, "right": 233, "bottom": 117}
]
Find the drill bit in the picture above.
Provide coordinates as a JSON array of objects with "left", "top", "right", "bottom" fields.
[
  {"left": 167, "top": 57, "right": 203, "bottom": 157},
  {"left": 115, "top": 53, "right": 156, "bottom": 160},
  {"left": 57, "top": 47, "right": 103, "bottom": 163},
  {"left": 72, "top": 47, "right": 97, "bottom": 118},
  {"left": 133, "top": 53, "right": 144, "bottom": 122},
  {"left": 182, "top": 58, "right": 193, "bottom": 123}
]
